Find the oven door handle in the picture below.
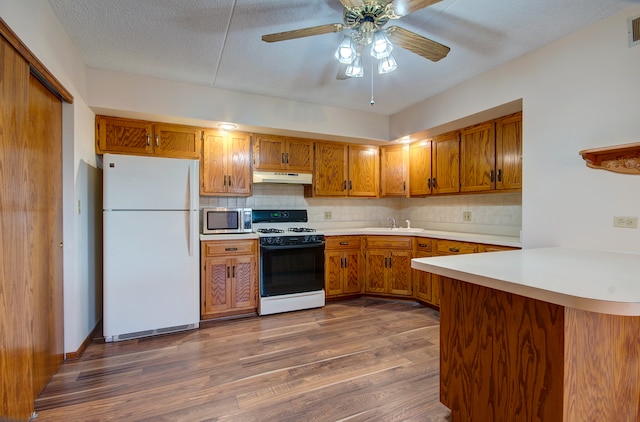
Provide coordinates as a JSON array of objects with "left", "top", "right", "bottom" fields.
[{"left": 260, "top": 242, "right": 325, "bottom": 251}]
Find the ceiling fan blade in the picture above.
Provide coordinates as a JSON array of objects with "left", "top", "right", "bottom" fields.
[
  {"left": 387, "top": 26, "right": 450, "bottom": 62},
  {"left": 262, "top": 23, "right": 344, "bottom": 43},
  {"left": 339, "top": 0, "right": 366, "bottom": 9},
  {"left": 336, "top": 63, "right": 349, "bottom": 80},
  {"left": 389, "top": 0, "right": 442, "bottom": 17}
]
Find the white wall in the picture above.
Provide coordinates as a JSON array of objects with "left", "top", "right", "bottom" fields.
[{"left": 392, "top": 5, "right": 640, "bottom": 253}]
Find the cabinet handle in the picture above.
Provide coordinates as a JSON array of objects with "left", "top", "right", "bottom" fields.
[
  {"left": 432, "top": 178, "right": 437, "bottom": 188},
  {"left": 349, "top": 180, "right": 352, "bottom": 190},
  {"left": 281, "top": 153, "right": 285, "bottom": 164},
  {"left": 146, "top": 133, "right": 151, "bottom": 146},
  {"left": 384, "top": 257, "right": 388, "bottom": 268},
  {"left": 490, "top": 170, "right": 495, "bottom": 182},
  {"left": 497, "top": 169, "right": 503, "bottom": 182},
  {"left": 427, "top": 178, "right": 431, "bottom": 189},
  {"left": 449, "top": 247, "right": 460, "bottom": 253},
  {"left": 389, "top": 257, "right": 393, "bottom": 267},
  {"left": 228, "top": 175, "right": 232, "bottom": 186},
  {"left": 155, "top": 134, "right": 159, "bottom": 147},
  {"left": 339, "top": 241, "right": 349, "bottom": 245},
  {"left": 403, "top": 181, "right": 406, "bottom": 191},
  {"left": 223, "top": 175, "right": 227, "bottom": 186},
  {"left": 232, "top": 266, "right": 236, "bottom": 278},
  {"left": 419, "top": 243, "right": 428, "bottom": 247},
  {"left": 343, "top": 180, "right": 347, "bottom": 190},
  {"left": 286, "top": 153, "right": 289, "bottom": 163},
  {"left": 225, "top": 247, "right": 238, "bottom": 251},
  {"left": 227, "top": 266, "right": 230, "bottom": 278}
]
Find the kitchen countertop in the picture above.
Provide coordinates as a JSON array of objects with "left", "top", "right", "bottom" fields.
[
  {"left": 322, "top": 228, "right": 521, "bottom": 248},
  {"left": 412, "top": 247, "right": 640, "bottom": 316}
]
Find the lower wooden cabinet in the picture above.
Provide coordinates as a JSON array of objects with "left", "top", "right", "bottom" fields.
[
  {"left": 412, "top": 238, "right": 433, "bottom": 303},
  {"left": 201, "top": 239, "right": 258, "bottom": 319},
  {"left": 325, "top": 236, "right": 363, "bottom": 298},
  {"left": 364, "top": 236, "right": 413, "bottom": 296}
]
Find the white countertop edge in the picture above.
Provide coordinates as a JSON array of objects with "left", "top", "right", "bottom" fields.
[
  {"left": 411, "top": 248, "right": 640, "bottom": 316},
  {"left": 200, "top": 233, "right": 259, "bottom": 241},
  {"left": 322, "top": 228, "right": 521, "bottom": 248}
]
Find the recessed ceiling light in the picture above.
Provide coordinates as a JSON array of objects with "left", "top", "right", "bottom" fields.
[{"left": 218, "top": 123, "right": 237, "bottom": 131}]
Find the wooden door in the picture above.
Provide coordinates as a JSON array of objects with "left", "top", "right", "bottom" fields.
[
  {"left": 0, "top": 36, "right": 64, "bottom": 420},
  {"left": 380, "top": 144, "right": 408, "bottom": 197},
  {"left": 388, "top": 251, "right": 412, "bottom": 296},
  {"left": 460, "top": 122, "right": 495, "bottom": 192},
  {"left": 365, "top": 250, "right": 388, "bottom": 293},
  {"left": 285, "top": 138, "right": 314, "bottom": 172},
  {"left": 496, "top": 112, "right": 522, "bottom": 190},
  {"left": 227, "top": 132, "right": 252, "bottom": 196},
  {"left": 409, "top": 140, "right": 432, "bottom": 196},
  {"left": 324, "top": 250, "right": 344, "bottom": 296},
  {"left": 96, "top": 116, "right": 153, "bottom": 155},
  {"left": 253, "top": 134, "right": 285, "bottom": 170},
  {"left": 343, "top": 249, "right": 362, "bottom": 294},
  {"left": 153, "top": 123, "right": 200, "bottom": 158},
  {"left": 315, "top": 142, "right": 348, "bottom": 196},
  {"left": 201, "top": 257, "right": 232, "bottom": 315},
  {"left": 200, "top": 129, "right": 227, "bottom": 194},
  {"left": 348, "top": 144, "right": 379, "bottom": 197},
  {"left": 432, "top": 131, "right": 460, "bottom": 194},
  {"left": 231, "top": 255, "right": 256, "bottom": 310}
]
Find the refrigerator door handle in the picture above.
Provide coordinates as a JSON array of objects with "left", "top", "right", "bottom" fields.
[{"left": 188, "top": 161, "right": 199, "bottom": 257}]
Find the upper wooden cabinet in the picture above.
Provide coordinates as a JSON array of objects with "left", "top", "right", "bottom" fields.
[
  {"left": 460, "top": 122, "right": 496, "bottom": 192},
  {"left": 432, "top": 131, "right": 460, "bottom": 195},
  {"left": 409, "top": 140, "right": 433, "bottom": 197},
  {"left": 314, "top": 142, "right": 379, "bottom": 197},
  {"left": 252, "top": 134, "right": 314, "bottom": 172},
  {"left": 200, "top": 129, "right": 252, "bottom": 196},
  {"left": 95, "top": 116, "right": 200, "bottom": 159},
  {"left": 380, "top": 144, "right": 409, "bottom": 197},
  {"left": 496, "top": 112, "right": 523, "bottom": 190}
]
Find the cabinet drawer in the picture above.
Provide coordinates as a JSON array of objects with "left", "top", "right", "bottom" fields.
[
  {"left": 435, "top": 240, "right": 478, "bottom": 255},
  {"left": 479, "top": 244, "right": 519, "bottom": 253},
  {"left": 326, "top": 236, "right": 362, "bottom": 250},
  {"left": 366, "top": 236, "right": 412, "bottom": 250},
  {"left": 413, "top": 238, "right": 433, "bottom": 253},
  {"left": 203, "top": 240, "right": 257, "bottom": 257}
]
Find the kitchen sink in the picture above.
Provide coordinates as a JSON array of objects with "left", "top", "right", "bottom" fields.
[{"left": 362, "top": 227, "right": 424, "bottom": 232}]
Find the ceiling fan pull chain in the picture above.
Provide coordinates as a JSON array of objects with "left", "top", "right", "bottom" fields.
[{"left": 370, "top": 61, "right": 375, "bottom": 106}]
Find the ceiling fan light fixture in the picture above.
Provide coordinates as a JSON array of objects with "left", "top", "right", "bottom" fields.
[
  {"left": 378, "top": 53, "right": 398, "bottom": 74},
  {"left": 370, "top": 30, "right": 393, "bottom": 59},
  {"left": 345, "top": 55, "right": 364, "bottom": 78},
  {"left": 335, "top": 36, "right": 356, "bottom": 64}
]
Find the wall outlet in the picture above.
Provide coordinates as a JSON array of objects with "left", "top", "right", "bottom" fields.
[
  {"left": 324, "top": 211, "right": 332, "bottom": 220},
  {"left": 613, "top": 216, "right": 638, "bottom": 228},
  {"left": 463, "top": 211, "right": 472, "bottom": 222}
]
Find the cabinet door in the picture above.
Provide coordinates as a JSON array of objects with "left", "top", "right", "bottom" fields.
[
  {"left": 253, "top": 134, "right": 285, "bottom": 170},
  {"left": 496, "top": 112, "right": 522, "bottom": 190},
  {"left": 365, "top": 250, "right": 387, "bottom": 293},
  {"left": 96, "top": 116, "right": 153, "bottom": 155},
  {"left": 348, "top": 145, "right": 379, "bottom": 197},
  {"left": 202, "top": 257, "right": 232, "bottom": 315},
  {"left": 200, "top": 130, "right": 227, "bottom": 195},
  {"left": 380, "top": 145, "right": 408, "bottom": 197},
  {"left": 153, "top": 124, "right": 201, "bottom": 159},
  {"left": 343, "top": 249, "right": 362, "bottom": 294},
  {"left": 232, "top": 255, "right": 256, "bottom": 310},
  {"left": 325, "top": 250, "right": 344, "bottom": 297},
  {"left": 432, "top": 132, "right": 460, "bottom": 194},
  {"left": 413, "top": 251, "right": 432, "bottom": 302},
  {"left": 431, "top": 274, "right": 441, "bottom": 306},
  {"left": 286, "top": 138, "right": 314, "bottom": 172},
  {"left": 388, "top": 250, "right": 412, "bottom": 296},
  {"left": 460, "top": 122, "right": 495, "bottom": 192},
  {"left": 409, "top": 140, "right": 432, "bottom": 196},
  {"left": 315, "top": 142, "right": 348, "bottom": 196},
  {"left": 227, "top": 132, "right": 252, "bottom": 195}
]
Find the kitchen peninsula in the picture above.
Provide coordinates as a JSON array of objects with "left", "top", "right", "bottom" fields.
[{"left": 412, "top": 247, "right": 640, "bottom": 421}]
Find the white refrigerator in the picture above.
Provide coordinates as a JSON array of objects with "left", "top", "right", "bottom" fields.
[{"left": 103, "top": 153, "right": 200, "bottom": 342}]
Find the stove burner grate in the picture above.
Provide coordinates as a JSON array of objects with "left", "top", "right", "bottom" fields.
[
  {"left": 256, "top": 228, "right": 285, "bottom": 234},
  {"left": 288, "top": 227, "right": 317, "bottom": 233}
]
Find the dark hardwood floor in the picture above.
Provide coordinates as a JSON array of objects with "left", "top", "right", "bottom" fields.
[{"left": 34, "top": 298, "right": 450, "bottom": 421}]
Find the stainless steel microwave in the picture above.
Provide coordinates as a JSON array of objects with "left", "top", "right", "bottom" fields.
[{"left": 202, "top": 207, "right": 252, "bottom": 234}]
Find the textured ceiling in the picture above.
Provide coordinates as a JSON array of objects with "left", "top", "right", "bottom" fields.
[{"left": 48, "top": 0, "right": 639, "bottom": 116}]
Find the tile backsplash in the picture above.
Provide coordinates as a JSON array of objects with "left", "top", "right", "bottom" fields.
[{"left": 200, "top": 184, "right": 522, "bottom": 237}]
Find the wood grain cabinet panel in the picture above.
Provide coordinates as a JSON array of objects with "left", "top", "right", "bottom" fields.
[
  {"left": 364, "top": 236, "right": 412, "bottom": 296},
  {"left": 314, "top": 142, "right": 379, "bottom": 197},
  {"left": 200, "top": 129, "right": 252, "bottom": 196},
  {"left": 409, "top": 140, "right": 433, "bottom": 197},
  {"left": 252, "top": 134, "right": 313, "bottom": 172},
  {"left": 380, "top": 144, "right": 409, "bottom": 197},
  {"left": 201, "top": 239, "right": 258, "bottom": 319},
  {"left": 96, "top": 116, "right": 201, "bottom": 159},
  {"left": 325, "top": 236, "right": 363, "bottom": 298},
  {"left": 460, "top": 122, "right": 496, "bottom": 192},
  {"left": 412, "top": 238, "right": 434, "bottom": 303},
  {"left": 496, "top": 112, "right": 522, "bottom": 190},
  {"left": 432, "top": 131, "right": 460, "bottom": 194}
]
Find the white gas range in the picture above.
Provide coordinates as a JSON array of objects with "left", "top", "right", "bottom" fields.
[{"left": 252, "top": 210, "right": 325, "bottom": 315}]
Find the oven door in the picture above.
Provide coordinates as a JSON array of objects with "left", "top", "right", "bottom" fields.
[{"left": 260, "top": 243, "right": 325, "bottom": 297}]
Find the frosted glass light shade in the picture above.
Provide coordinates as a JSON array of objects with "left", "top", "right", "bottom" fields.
[
  {"left": 370, "top": 31, "right": 393, "bottom": 59},
  {"left": 335, "top": 36, "right": 356, "bottom": 64},
  {"left": 345, "top": 55, "right": 364, "bottom": 77},
  {"left": 378, "top": 54, "right": 398, "bottom": 74}
]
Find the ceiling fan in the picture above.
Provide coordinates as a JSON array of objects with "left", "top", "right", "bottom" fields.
[{"left": 261, "top": 0, "right": 450, "bottom": 79}]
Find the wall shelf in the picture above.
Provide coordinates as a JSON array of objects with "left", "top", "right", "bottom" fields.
[{"left": 579, "top": 142, "right": 640, "bottom": 174}]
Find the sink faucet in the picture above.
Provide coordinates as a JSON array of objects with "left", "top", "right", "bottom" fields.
[{"left": 387, "top": 217, "right": 397, "bottom": 228}]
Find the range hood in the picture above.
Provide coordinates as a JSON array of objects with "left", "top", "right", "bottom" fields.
[{"left": 253, "top": 171, "right": 313, "bottom": 184}]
